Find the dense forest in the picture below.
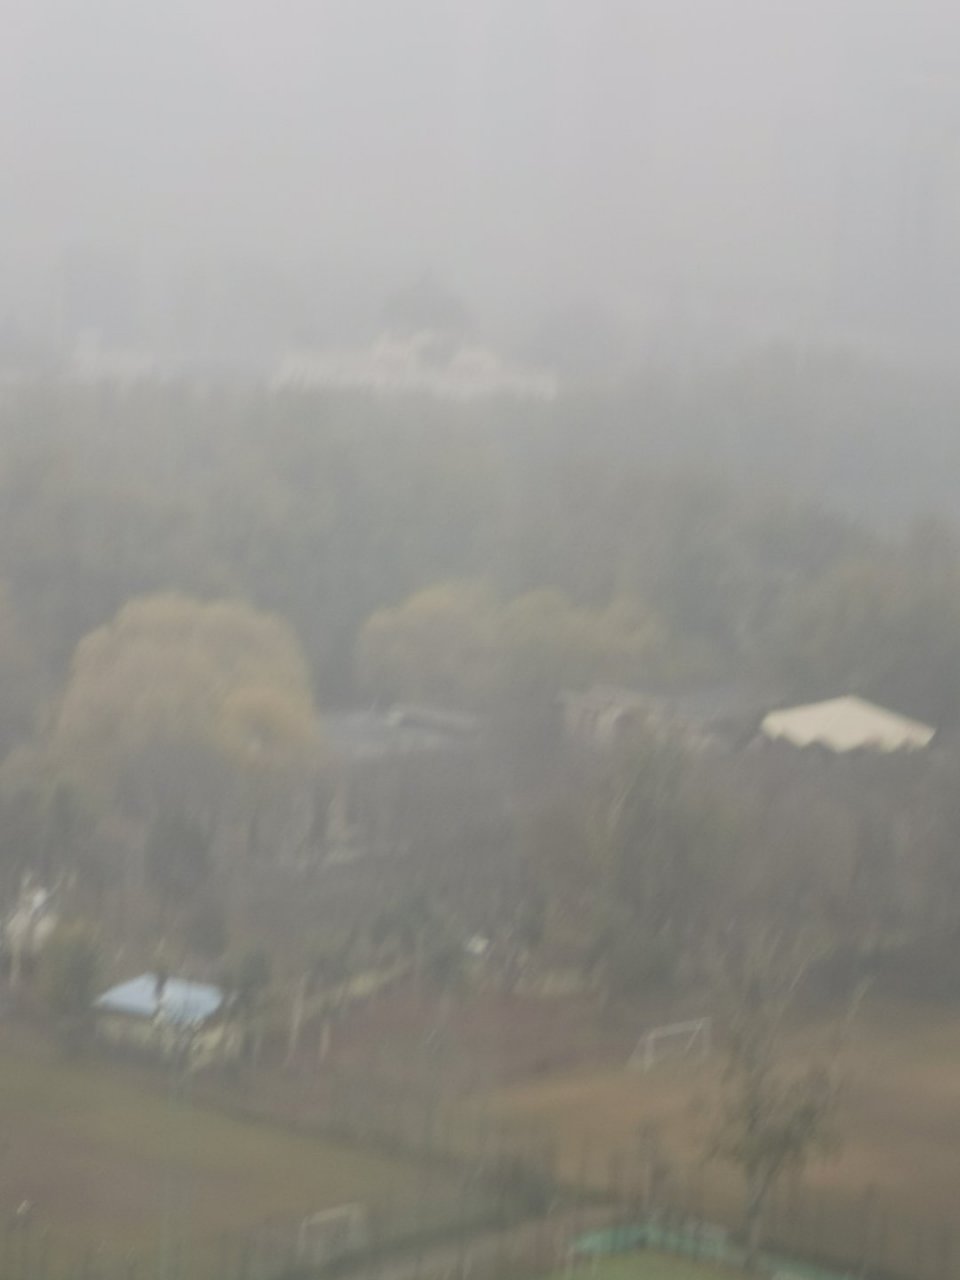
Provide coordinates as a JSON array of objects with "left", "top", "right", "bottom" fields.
[
  {"left": 2, "top": 353, "right": 960, "bottom": 725},
  {"left": 3, "top": 358, "right": 960, "bottom": 1002}
]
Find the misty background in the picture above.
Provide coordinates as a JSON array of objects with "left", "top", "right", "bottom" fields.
[
  {"left": 4, "top": 0, "right": 960, "bottom": 367},
  {"left": 5, "top": 8, "right": 960, "bottom": 1274}
]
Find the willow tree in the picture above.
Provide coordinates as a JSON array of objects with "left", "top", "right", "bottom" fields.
[{"left": 48, "top": 593, "right": 321, "bottom": 862}]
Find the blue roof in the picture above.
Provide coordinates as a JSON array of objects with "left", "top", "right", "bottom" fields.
[{"left": 94, "top": 974, "right": 224, "bottom": 1026}]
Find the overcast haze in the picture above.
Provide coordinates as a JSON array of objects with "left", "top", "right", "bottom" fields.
[{"left": 4, "top": 0, "right": 960, "bottom": 357}]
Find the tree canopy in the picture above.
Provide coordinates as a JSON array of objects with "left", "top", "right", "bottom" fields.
[
  {"left": 358, "top": 580, "right": 672, "bottom": 721},
  {"left": 48, "top": 594, "right": 319, "bottom": 834}
]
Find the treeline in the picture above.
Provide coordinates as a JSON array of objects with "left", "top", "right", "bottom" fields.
[
  {"left": 575, "top": 348, "right": 960, "bottom": 526},
  {"left": 1, "top": 373, "right": 959, "bottom": 731},
  {"left": 525, "top": 730, "right": 960, "bottom": 1003},
  {"left": 0, "top": 364, "right": 957, "bottom": 1001}
]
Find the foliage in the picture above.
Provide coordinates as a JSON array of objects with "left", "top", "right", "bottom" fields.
[
  {"left": 0, "top": 752, "right": 98, "bottom": 893},
  {"left": 530, "top": 736, "right": 747, "bottom": 997},
  {"left": 180, "top": 893, "right": 229, "bottom": 961},
  {"left": 1, "top": 376, "right": 960, "bottom": 1001},
  {"left": 46, "top": 594, "right": 319, "bottom": 858},
  {"left": 528, "top": 721, "right": 957, "bottom": 1000},
  {"left": 359, "top": 581, "right": 670, "bottom": 724},
  {"left": 370, "top": 889, "right": 465, "bottom": 991},
  {"left": 221, "top": 947, "right": 272, "bottom": 1063},
  {"left": 145, "top": 809, "right": 212, "bottom": 919},
  {"left": 225, "top": 947, "right": 272, "bottom": 1013},
  {"left": 40, "top": 922, "right": 103, "bottom": 1052},
  {"left": 0, "top": 582, "right": 42, "bottom": 757},
  {"left": 357, "top": 581, "right": 500, "bottom": 708},
  {"left": 766, "top": 550, "right": 960, "bottom": 725},
  {"left": 310, "top": 926, "right": 368, "bottom": 991},
  {"left": 0, "top": 373, "right": 956, "bottom": 730},
  {"left": 708, "top": 929, "right": 846, "bottom": 1271}
]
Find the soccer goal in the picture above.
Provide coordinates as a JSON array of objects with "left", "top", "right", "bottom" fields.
[
  {"left": 628, "top": 1018, "right": 712, "bottom": 1072},
  {"left": 297, "top": 1204, "right": 368, "bottom": 1267}
]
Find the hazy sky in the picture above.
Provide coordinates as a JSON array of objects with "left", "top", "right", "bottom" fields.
[{"left": 4, "top": 1, "right": 960, "bottom": 348}]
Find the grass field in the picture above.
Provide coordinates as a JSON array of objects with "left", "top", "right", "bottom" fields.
[
  {"left": 491, "top": 996, "right": 960, "bottom": 1260},
  {"left": 0, "top": 1024, "right": 431, "bottom": 1272}
]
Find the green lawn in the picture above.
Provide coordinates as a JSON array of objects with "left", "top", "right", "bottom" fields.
[
  {"left": 0, "top": 1026, "right": 431, "bottom": 1271},
  {"left": 556, "top": 1253, "right": 851, "bottom": 1280},
  {"left": 558, "top": 1255, "right": 741, "bottom": 1280}
]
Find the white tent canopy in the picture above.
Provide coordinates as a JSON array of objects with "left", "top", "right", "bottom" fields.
[{"left": 760, "top": 696, "right": 935, "bottom": 754}]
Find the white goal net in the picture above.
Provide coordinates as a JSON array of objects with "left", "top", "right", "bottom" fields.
[
  {"left": 297, "top": 1204, "right": 368, "bottom": 1266},
  {"left": 628, "top": 1018, "right": 712, "bottom": 1072}
]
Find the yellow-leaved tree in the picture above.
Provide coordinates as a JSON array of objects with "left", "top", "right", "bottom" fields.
[
  {"left": 358, "top": 580, "right": 671, "bottom": 739},
  {"left": 48, "top": 594, "right": 320, "bottom": 865}
]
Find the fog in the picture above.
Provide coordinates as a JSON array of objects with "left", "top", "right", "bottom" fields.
[
  {"left": 8, "top": 5, "right": 960, "bottom": 1274},
  {"left": 4, "top": 0, "right": 960, "bottom": 359}
]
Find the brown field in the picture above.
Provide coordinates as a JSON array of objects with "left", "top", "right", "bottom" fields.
[
  {"left": 9, "top": 983, "right": 958, "bottom": 1279},
  {"left": 490, "top": 996, "right": 960, "bottom": 1262},
  {"left": 325, "top": 983, "right": 637, "bottom": 1093},
  {"left": 316, "top": 981, "right": 960, "bottom": 1277},
  {"left": 328, "top": 983, "right": 960, "bottom": 1226}
]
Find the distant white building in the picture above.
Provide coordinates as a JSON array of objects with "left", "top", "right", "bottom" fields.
[
  {"left": 272, "top": 331, "right": 558, "bottom": 402},
  {"left": 759, "top": 696, "right": 936, "bottom": 754},
  {"left": 560, "top": 683, "right": 769, "bottom": 753}
]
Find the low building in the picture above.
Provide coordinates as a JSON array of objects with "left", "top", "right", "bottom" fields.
[
  {"left": 759, "top": 695, "right": 936, "bottom": 754},
  {"left": 560, "top": 683, "right": 769, "bottom": 753},
  {"left": 560, "top": 685, "right": 648, "bottom": 750},
  {"left": 94, "top": 973, "right": 241, "bottom": 1068},
  {"left": 320, "top": 704, "right": 484, "bottom": 863}
]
